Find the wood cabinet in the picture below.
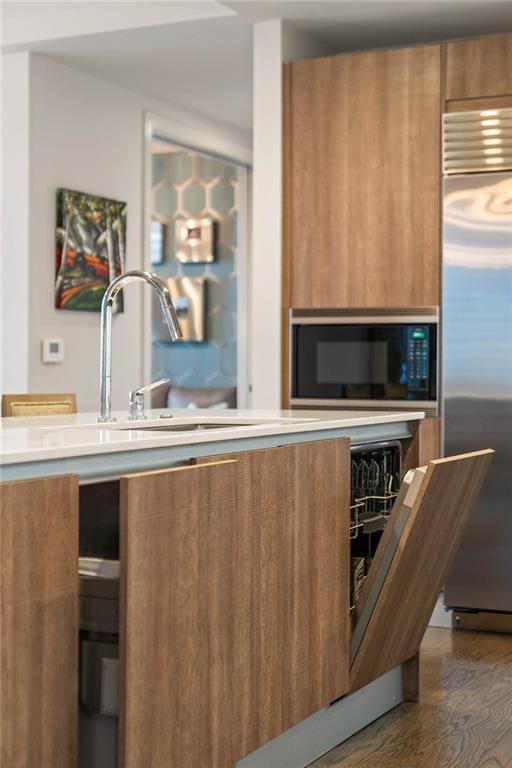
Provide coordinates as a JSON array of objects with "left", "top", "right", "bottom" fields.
[
  {"left": 0, "top": 421, "right": 488, "bottom": 765},
  {"left": 0, "top": 475, "right": 78, "bottom": 768},
  {"left": 118, "top": 439, "right": 350, "bottom": 767},
  {"left": 284, "top": 44, "right": 441, "bottom": 310},
  {"left": 445, "top": 34, "right": 512, "bottom": 101},
  {"left": 403, "top": 417, "right": 442, "bottom": 469}
]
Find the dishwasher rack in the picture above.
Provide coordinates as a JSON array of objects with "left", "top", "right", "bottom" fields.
[
  {"left": 350, "top": 441, "right": 402, "bottom": 540},
  {"left": 349, "top": 441, "right": 402, "bottom": 608}
]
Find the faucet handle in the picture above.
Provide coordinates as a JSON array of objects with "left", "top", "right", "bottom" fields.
[
  {"left": 128, "top": 378, "right": 170, "bottom": 420},
  {"left": 133, "top": 378, "right": 170, "bottom": 396}
]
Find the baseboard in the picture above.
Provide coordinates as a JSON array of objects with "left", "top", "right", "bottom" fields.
[
  {"left": 453, "top": 610, "right": 512, "bottom": 634},
  {"left": 237, "top": 666, "right": 403, "bottom": 768}
]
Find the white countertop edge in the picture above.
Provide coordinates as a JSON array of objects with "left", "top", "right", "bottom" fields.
[{"left": 0, "top": 409, "right": 425, "bottom": 466}]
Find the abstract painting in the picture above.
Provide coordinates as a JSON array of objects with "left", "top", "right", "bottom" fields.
[{"left": 55, "top": 188, "right": 126, "bottom": 312}]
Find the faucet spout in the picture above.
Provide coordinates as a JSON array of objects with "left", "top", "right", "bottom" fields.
[{"left": 98, "top": 270, "right": 183, "bottom": 423}]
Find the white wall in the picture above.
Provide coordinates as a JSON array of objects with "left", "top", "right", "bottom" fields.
[
  {"left": 2, "top": 2, "right": 233, "bottom": 52},
  {"left": 250, "top": 19, "right": 283, "bottom": 410},
  {"left": 28, "top": 54, "right": 148, "bottom": 411},
  {"left": 10, "top": 53, "right": 250, "bottom": 412},
  {"left": 3, "top": 19, "right": 327, "bottom": 412},
  {"left": 250, "top": 20, "right": 332, "bottom": 409},
  {"left": 1, "top": 52, "right": 30, "bottom": 394}
]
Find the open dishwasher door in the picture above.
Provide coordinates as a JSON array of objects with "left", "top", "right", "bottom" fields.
[{"left": 350, "top": 449, "right": 494, "bottom": 693}]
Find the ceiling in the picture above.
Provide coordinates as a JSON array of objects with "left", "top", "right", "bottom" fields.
[
  {"left": 3, "top": 1, "right": 512, "bottom": 139},
  {"left": 21, "top": 14, "right": 254, "bottom": 137},
  {"left": 226, "top": 1, "right": 512, "bottom": 50},
  {"left": 1, "top": 1, "right": 233, "bottom": 40}
]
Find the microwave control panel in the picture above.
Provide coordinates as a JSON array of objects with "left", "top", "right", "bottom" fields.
[{"left": 405, "top": 326, "right": 430, "bottom": 389}]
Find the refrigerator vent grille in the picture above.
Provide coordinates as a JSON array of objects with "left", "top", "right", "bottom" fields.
[{"left": 443, "top": 108, "right": 512, "bottom": 175}]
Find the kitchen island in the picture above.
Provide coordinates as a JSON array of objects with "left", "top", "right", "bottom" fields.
[
  {"left": 0, "top": 408, "right": 427, "bottom": 480},
  {"left": 0, "top": 408, "right": 440, "bottom": 768}
]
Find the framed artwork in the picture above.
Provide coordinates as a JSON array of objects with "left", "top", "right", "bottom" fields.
[
  {"left": 150, "top": 217, "right": 166, "bottom": 265},
  {"left": 175, "top": 217, "right": 215, "bottom": 263},
  {"left": 55, "top": 188, "right": 127, "bottom": 312}
]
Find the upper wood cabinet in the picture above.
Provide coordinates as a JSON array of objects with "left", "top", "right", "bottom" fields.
[
  {"left": 445, "top": 34, "right": 512, "bottom": 101},
  {"left": 284, "top": 44, "right": 441, "bottom": 309},
  {"left": 119, "top": 440, "right": 350, "bottom": 767}
]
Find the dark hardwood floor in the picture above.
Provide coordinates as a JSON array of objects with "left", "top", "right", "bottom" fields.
[{"left": 309, "top": 627, "right": 512, "bottom": 768}]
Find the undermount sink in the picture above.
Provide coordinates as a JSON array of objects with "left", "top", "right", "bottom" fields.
[
  {"left": 117, "top": 422, "right": 253, "bottom": 432},
  {"left": 27, "top": 415, "right": 318, "bottom": 435}
]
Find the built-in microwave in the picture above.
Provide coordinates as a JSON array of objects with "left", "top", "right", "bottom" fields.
[{"left": 290, "top": 310, "right": 439, "bottom": 414}]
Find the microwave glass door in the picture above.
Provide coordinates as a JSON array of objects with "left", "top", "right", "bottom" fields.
[{"left": 292, "top": 323, "right": 437, "bottom": 401}]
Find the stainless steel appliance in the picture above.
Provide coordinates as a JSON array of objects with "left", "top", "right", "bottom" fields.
[
  {"left": 79, "top": 564, "right": 119, "bottom": 768},
  {"left": 79, "top": 485, "right": 120, "bottom": 768},
  {"left": 290, "top": 311, "right": 438, "bottom": 413},
  {"left": 442, "top": 108, "right": 512, "bottom": 626}
]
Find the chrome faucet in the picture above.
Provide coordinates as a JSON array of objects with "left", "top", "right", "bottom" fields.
[
  {"left": 128, "top": 378, "right": 170, "bottom": 420},
  {"left": 98, "top": 270, "right": 183, "bottom": 423}
]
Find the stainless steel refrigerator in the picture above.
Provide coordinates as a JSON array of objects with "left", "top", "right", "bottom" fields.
[{"left": 443, "top": 164, "right": 512, "bottom": 626}]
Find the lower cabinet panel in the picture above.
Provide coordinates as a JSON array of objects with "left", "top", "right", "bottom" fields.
[
  {"left": 350, "top": 449, "right": 494, "bottom": 692},
  {"left": 119, "top": 439, "right": 350, "bottom": 768},
  {"left": 0, "top": 475, "right": 78, "bottom": 768},
  {"left": 403, "top": 418, "right": 442, "bottom": 471}
]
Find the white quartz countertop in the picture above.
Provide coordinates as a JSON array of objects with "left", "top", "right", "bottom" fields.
[{"left": 0, "top": 408, "right": 424, "bottom": 466}]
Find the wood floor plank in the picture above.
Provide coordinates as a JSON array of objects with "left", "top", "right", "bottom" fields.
[
  {"left": 479, "top": 728, "right": 512, "bottom": 768},
  {"left": 310, "top": 628, "right": 512, "bottom": 768}
]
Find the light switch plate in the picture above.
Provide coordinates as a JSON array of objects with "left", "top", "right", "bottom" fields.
[{"left": 42, "top": 338, "right": 64, "bottom": 363}]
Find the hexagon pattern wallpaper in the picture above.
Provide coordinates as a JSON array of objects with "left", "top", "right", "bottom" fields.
[{"left": 151, "top": 146, "right": 239, "bottom": 400}]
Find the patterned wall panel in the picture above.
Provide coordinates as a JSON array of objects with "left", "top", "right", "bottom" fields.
[{"left": 151, "top": 149, "right": 239, "bottom": 398}]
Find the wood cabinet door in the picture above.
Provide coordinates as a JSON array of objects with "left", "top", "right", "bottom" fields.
[
  {"left": 403, "top": 418, "right": 442, "bottom": 471},
  {"left": 0, "top": 475, "right": 78, "bottom": 768},
  {"left": 119, "top": 439, "right": 350, "bottom": 768},
  {"left": 445, "top": 35, "right": 512, "bottom": 101},
  {"left": 285, "top": 44, "right": 441, "bottom": 309},
  {"left": 350, "top": 449, "right": 494, "bottom": 692}
]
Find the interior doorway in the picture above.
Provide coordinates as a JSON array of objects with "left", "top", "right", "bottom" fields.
[{"left": 143, "top": 116, "right": 250, "bottom": 409}]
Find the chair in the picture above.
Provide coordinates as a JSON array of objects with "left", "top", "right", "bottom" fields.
[{"left": 1, "top": 393, "right": 77, "bottom": 417}]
